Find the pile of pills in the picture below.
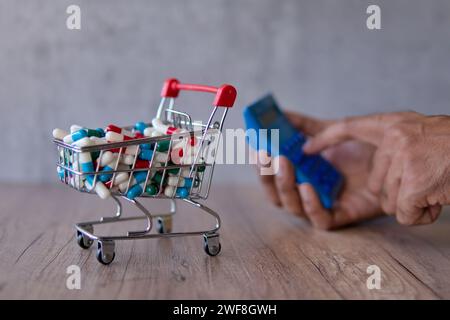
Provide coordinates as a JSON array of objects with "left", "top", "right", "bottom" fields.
[{"left": 53, "top": 119, "right": 206, "bottom": 200}]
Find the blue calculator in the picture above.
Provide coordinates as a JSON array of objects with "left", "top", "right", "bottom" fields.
[{"left": 243, "top": 94, "right": 343, "bottom": 209}]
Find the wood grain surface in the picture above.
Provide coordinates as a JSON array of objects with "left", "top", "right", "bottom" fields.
[{"left": 0, "top": 183, "right": 449, "bottom": 299}]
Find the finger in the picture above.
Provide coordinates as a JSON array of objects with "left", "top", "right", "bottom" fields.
[
  {"left": 379, "top": 154, "right": 403, "bottom": 214},
  {"left": 303, "top": 114, "right": 389, "bottom": 154},
  {"left": 412, "top": 205, "right": 442, "bottom": 225},
  {"left": 368, "top": 149, "right": 392, "bottom": 195},
  {"left": 396, "top": 186, "right": 425, "bottom": 226},
  {"left": 275, "top": 157, "right": 305, "bottom": 217},
  {"left": 285, "top": 112, "right": 329, "bottom": 136},
  {"left": 251, "top": 149, "right": 282, "bottom": 206},
  {"left": 425, "top": 204, "right": 443, "bottom": 223},
  {"left": 259, "top": 174, "right": 282, "bottom": 207},
  {"left": 298, "top": 183, "right": 332, "bottom": 229}
]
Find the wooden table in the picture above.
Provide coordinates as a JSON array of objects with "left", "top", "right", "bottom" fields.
[{"left": 0, "top": 183, "right": 449, "bottom": 299}]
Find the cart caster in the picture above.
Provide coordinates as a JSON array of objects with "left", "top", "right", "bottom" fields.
[
  {"left": 157, "top": 216, "right": 172, "bottom": 234},
  {"left": 203, "top": 233, "right": 221, "bottom": 256},
  {"left": 96, "top": 240, "right": 115, "bottom": 265},
  {"left": 76, "top": 225, "right": 93, "bottom": 249}
]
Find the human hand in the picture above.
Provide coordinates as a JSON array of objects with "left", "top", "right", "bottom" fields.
[
  {"left": 254, "top": 112, "right": 383, "bottom": 230},
  {"left": 303, "top": 111, "right": 450, "bottom": 226}
]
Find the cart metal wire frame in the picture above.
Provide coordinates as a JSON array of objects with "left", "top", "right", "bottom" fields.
[{"left": 53, "top": 78, "right": 237, "bottom": 265}]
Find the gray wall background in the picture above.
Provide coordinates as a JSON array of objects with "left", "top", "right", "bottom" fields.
[{"left": 0, "top": 0, "right": 449, "bottom": 183}]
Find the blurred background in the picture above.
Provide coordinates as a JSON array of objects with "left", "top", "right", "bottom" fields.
[{"left": 0, "top": 0, "right": 449, "bottom": 184}]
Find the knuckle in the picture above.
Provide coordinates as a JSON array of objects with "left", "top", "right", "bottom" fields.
[
  {"left": 396, "top": 214, "right": 414, "bottom": 226},
  {"left": 388, "top": 123, "right": 408, "bottom": 140}
]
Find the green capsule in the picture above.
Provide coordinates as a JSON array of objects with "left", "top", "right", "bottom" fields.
[
  {"left": 196, "top": 165, "right": 206, "bottom": 172},
  {"left": 91, "top": 151, "right": 100, "bottom": 161},
  {"left": 167, "top": 168, "right": 180, "bottom": 174},
  {"left": 166, "top": 161, "right": 180, "bottom": 174},
  {"left": 145, "top": 184, "right": 159, "bottom": 195},
  {"left": 85, "top": 128, "right": 104, "bottom": 138},
  {"left": 156, "top": 140, "right": 170, "bottom": 152},
  {"left": 152, "top": 172, "right": 164, "bottom": 185}
]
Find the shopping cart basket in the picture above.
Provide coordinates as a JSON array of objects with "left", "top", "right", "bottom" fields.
[{"left": 53, "top": 78, "right": 237, "bottom": 264}]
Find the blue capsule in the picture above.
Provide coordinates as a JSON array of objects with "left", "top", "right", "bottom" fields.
[
  {"left": 176, "top": 187, "right": 189, "bottom": 198},
  {"left": 134, "top": 121, "right": 148, "bottom": 134},
  {"left": 134, "top": 171, "right": 149, "bottom": 184},
  {"left": 139, "top": 149, "right": 153, "bottom": 160},
  {"left": 183, "top": 178, "right": 193, "bottom": 188},
  {"left": 140, "top": 143, "right": 153, "bottom": 150},
  {"left": 57, "top": 167, "right": 65, "bottom": 180},
  {"left": 126, "top": 183, "right": 144, "bottom": 200},
  {"left": 95, "top": 128, "right": 106, "bottom": 137},
  {"left": 98, "top": 165, "right": 114, "bottom": 182},
  {"left": 64, "top": 129, "right": 87, "bottom": 144}
]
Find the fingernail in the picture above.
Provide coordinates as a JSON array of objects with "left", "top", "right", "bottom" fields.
[
  {"left": 299, "top": 184, "right": 309, "bottom": 200},
  {"left": 303, "top": 140, "right": 312, "bottom": 153},
  {"left": 277, "top": 158, "right": 286, "bottom": 177}
]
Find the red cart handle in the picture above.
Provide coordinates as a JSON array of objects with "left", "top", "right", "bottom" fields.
[{"left": 161, "top": 78, "right": 236, "bottom": 108}]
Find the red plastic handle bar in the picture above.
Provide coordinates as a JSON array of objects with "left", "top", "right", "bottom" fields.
[{"left": 161, "top": 78, "right": 237, "bottom": 108}]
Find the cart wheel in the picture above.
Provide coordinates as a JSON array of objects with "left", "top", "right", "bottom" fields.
[
  {"left": 203, "top": 233, "right": 221, "bottom": 256},
  {"left": 76, "top": 230, "right": 93, "bottom": 249},
  {"left": 76, "top": 224, "right": 94, "bottom": 249},
  {"left": 96, "top": 240, "right": 115, "bottom": 265},
  {"left": 157, "top": 216, "right": 173, "bottom": 234}
]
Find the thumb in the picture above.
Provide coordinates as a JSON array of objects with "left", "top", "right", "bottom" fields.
[{"left": 285, "top": 111, "right": 329, "bottom": 136}]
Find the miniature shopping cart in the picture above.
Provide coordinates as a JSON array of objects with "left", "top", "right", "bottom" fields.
[{"left": 53, "top": 78, "right": 237, "bottom": 265}]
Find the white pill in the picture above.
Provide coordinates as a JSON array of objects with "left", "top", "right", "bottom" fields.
[
  {"left": 99, "top": 151, "right": 115, "bottom": 167},
  {"left": 151, "top": 130, "right": 163, "bottom": 137},
  {"left": 86, "top": 180, "right": 111, "bottom": 200},
  {"left": 181, "top": 154, "right": 205, "bottom": 165},
  {"left": 52, "top": 128, "right": 69, "bottom": 140},
  {"left": 120, "top": 154, "right": 135, "bottom": 165},
  {"left": 167, "top": 176, "right": 185, "bottom": 187},
  {"left": 70, "top": 124, "right": 83, "bottom": 133},
  {"left": 119, "top": 178, "right": 136, "bottom": 193},
  {"left": 152, "top": 118, "right": 187, "bottom": 135},
  {"left": 164, "top": 186, "right": 176, "bottom": 197},
  {"left": 73, "top": 137, "right": 94, "bottom": 148},
  {"left": 105, "top": 131, "right": 123, "bottom": 142},
  {"left": 90, "top": 136, "right": 107, "bottom": 145},
  {"left": 143, "top": 127, "right": 155, "bottom": 137},
  {"left": 111, "top": 172, "right": 129, "bottom": 185},
  {"left": 180, "top": 167, "right": 191, "bottom": 177},
  {"left": 105, "top": 131, "right": 139, "bottom": 155},
  {"left": 154, "top": 152, "right": 169, "bottom": 163}
]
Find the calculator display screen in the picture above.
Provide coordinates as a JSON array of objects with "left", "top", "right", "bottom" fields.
[{"left": 258, "top": 108, "right": 279, "bottom": 127}]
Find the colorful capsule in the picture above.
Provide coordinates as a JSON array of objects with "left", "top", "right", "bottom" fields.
[
  {"left": 164, "top": 186, "right": 189, "bottom": 198},
  {"left": 152, "top": 118, "right": 187, "bottom": 135},
  {"left": 143, "top": 127, "right": 155, "bottom": 137},
  {"left": 63, "top": 129, "right": 88, "bottom": 144},
  {"left": 70, "top": 124, "right": 83, "bottom": 133},
  {"left": 53, "top": 128, "right": 69, "bottom": 140},
  {"left": 134, "top": 121, "right": 148, "bottom": 134},
  {"left": 138, "top": 149, "right": 168, "bottom": 162},
  {"left": 126, "top": 182, "right": 146, "bottom": 200},
  {"left": 57, "top": 167, "right": 65, "bottom": 180},
  {"left": 98, "top": 151, "right": 117, "bottom": 167},
  {"left": 105, "top": 124, "right": 134, "bottom": 138},
  {"left": 166, "top": 176, "right": 192, "bottom": 188},
  {"left": 120, "top": 154, "right": 135, "bottom": 165},
  {"left": 145, "top": 184, "right": 159, "bottom": 195},
  {"left": 106, "top": 131, "right": 139, "bottom": 155},
  {"left": 76, "top": 137, "right": 110, "bottom": 199}
]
